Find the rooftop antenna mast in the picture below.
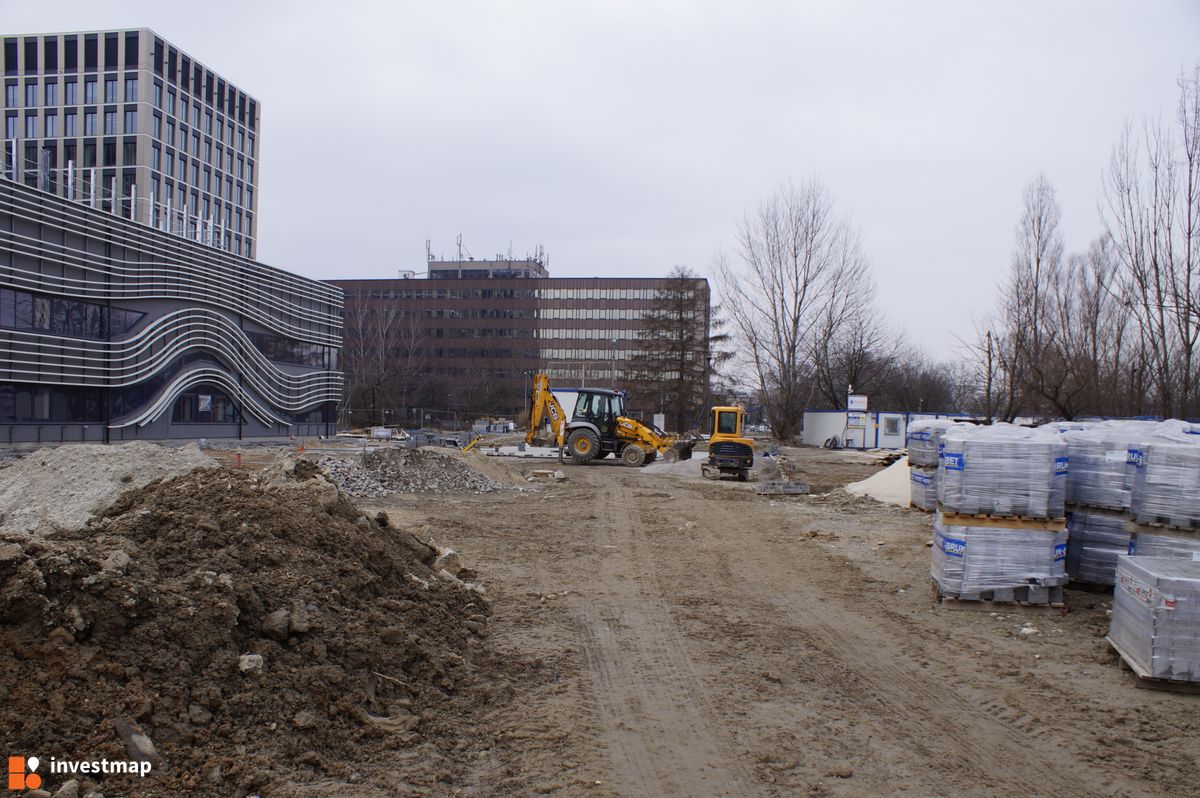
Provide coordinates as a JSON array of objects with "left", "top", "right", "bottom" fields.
[{"left": 425, "top": 237, "right": 433, "bottom": 262}]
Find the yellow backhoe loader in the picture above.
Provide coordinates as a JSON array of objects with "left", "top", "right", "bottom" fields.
[{"left": 526, "top": 373, "right": 699, "bottom": 466}]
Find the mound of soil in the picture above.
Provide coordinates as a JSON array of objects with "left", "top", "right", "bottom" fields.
[{"left": 0, "top": 463, "right": 513, "bottom": 797}]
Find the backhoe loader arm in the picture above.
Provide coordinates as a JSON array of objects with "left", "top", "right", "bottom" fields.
[{"left": 526, "top": 373, "right": 568, "bottom": 449}]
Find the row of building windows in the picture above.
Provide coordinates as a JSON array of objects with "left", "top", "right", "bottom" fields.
[
  {"left": 4, "top": 75, "right": 138, "bottom": 106},
  {"left": 542, "top": 348, "right": 635, "bottom": 361},
  {"left": 0, "top": 288, "right": 145, "bottom": 340},
  {"left": 3, "top": 32, "right": 139, "bottom": 77},
  {"left": 540, "top": 307, "right": 649, "bottom": 320},
  {"left": 151, "top": 176, "right": 253, "bottom": 233},
  {"left": 244, "top": 330, "right": 338, "bottom": 370},
  {"left": 540, "top": 328, "right": 641, "bottom": 340},
  {"left": 0, "top": 382, "right": 105, "bottom": 423},
  {"left": 172, "top": 386, "right": 240, "bottom": 423},
  {"left": 6, "top": 108, "right": 136, "bottom": 139},
  {"left": 350, "top": 287, "right": 688, "bottom": 302}
]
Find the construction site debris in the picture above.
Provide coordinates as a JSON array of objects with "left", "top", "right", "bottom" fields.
[
  {"left": 317, "top": 447, "right": 509, "bottom": 497},
  {"left": 0, "top": 461, "right": 513, "bottom": 797},
  {"left": 0, "top": 442, "right": 214, "bottom": 535}
]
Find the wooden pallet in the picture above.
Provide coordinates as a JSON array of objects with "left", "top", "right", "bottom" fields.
[
  {"left": 938, "top": 510, "right": 1067, "bottom": 532},
  {"left": 1125, "top": 518, "right": 1199, "bottom": 535},
  {"left": 1106, "top": 635, "right": 1200, "bottom": 693},
  {"left": 909, "top": 504, "right": 934, "bottom": 514},
  {"left": 932, "top": 580, "right": 1066, "bottom": 610}
]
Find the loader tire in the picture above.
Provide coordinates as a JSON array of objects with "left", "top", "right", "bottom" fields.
[
  {"left": 567, "top": 429, "right": 600, "bottom": 463},
  {"left": 622, "top": 445, "right": 647, "bottom": 467}
]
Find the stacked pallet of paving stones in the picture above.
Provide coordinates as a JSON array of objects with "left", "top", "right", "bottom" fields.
[
  {"left": 1060, "top": 421, "right": 1160, "bottom": 586},
  {"left": 1126, "top": 422, "right": 1200, "bottom": 570},
  {"left": 1108, "top": 555, "right": 1200, "bottom": 683},
  {"left": 907, "top": 419, "right": 961, "bottom": 512},
  {"left": 931, "top": 424, "right": 1069, "bottom": 605}
]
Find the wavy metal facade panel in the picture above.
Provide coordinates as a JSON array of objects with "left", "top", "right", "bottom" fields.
[{"left": 0, "top": 177, "right": 342, "bottom": 443}]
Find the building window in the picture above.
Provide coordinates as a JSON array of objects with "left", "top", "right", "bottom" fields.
[
  {"left": 25, "top": 82, "right": 36, "bottom": 106},
  {"left": 84, "top": 77, "right": 96, "bottom": 103},
  {"left": 152, "top": 81, "right": 161, "bottom": 108},
  {"left": 172, "top": 387, "right": 240, "bottom": 424},
  {"left": 164, "top": 152, "right": 173, "bottom": 176},
  {"left": 4, "top": 83, "right": 16, "bottom": 107},
  {"left": 166, "top": 88, "right": 175, "bottom": 114},
  {"left": 64, "top": 110, "right": 76, "bottom": 136},
  {"left": 124, "top": 76, "right": 137, "bottom": 101},
  {"left": 165, "top": 119, "right": 174, "bottom": 145},
  {"left": 192, "top": 104, "right": 199, "bottom": 127},
  {"left": 24, "top": 114, "right": 35, "bottom": 138},
  {"left": 64, "top": 79, "right": 76, "bottom": 105},
  {"left": 151, "top": 144, "right": 160, "bottom": 170},
  {"left": 4, "top": 114, "right": 15, "bottom": 139},
  {"left": 84, "top": 110, "right": 96, "bottom": 135},
  {"left": 103, "top": 110, "right": 115, "bottom": 135},
  {"left": 204, "top": 111, "right": 211, "bottom": 134},
  {"left": 124, "top": 109, "right": 136, "bottom": 132},
  {"left": 44, "top": 81, "right": 56, "bottom": 106},
  {"left": 246, "top": 161, "right": 253, "bottom": 183},
  {"left": 44, "top": 112, "right": 55, "bottom": 138},
  {"left": 104, "top": 77, "right": 116, "bottom": 102},
  {"left": 151, "top": 112, "right": 161, "bottom": 138},
  {"left": 203, "top": 139, "right": 211, "bottom": 162}
]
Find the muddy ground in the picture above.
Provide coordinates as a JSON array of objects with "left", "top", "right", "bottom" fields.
[{"left": 356, "top": 446, "right": 1199, "bottom": 798}]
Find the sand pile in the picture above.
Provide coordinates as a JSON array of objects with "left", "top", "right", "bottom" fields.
[
  {"left": 844, "top": 456, "right": 912, "bottom": 507},
  {"left": 318, "top": 448, "right": 509, "bottom": 497},
  {"left": 0, "top": 442, "right": 214, "bottom": 535},
  {"left": 0, "top": 460, "right": 514, "bottom": 797}
]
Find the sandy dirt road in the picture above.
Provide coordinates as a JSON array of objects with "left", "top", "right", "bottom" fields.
[{"left": 367, "top": 449, "right": 1200, "bottom": 797}]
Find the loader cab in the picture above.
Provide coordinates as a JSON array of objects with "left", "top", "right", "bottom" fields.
[
  {"left": 713, "top": 407, "right": 742, "bottom": 438},
  {"left": 572, "top": 389, "right": 623, "bottom": 441}
]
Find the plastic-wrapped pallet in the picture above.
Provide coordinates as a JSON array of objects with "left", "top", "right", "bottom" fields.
[
  {"left": 1129, "top": 531, "right": 1200, "bottom": 560},
  {"left": 1065, "top": 510, "right": 1131, "bottom": 585},
  {"left": 1064, "top": 420, "right": 1159, "bottom": 510},
  {"left": 1130, "top": 425, "right": 1200, "bottom": 528},
  {"left": 1109, "top": 555, "right": 1200, "bottom": 681},
  {"left": 909, "top": 466, "right": 937, "bottom": 511},
  {"left": 906, "top": 419, "right": 962, "bottom": 469},
  {"left": 931, "top": 512, "right": 1068, "bottom": 596},
  {"left": 939, "top": 424, "right": 1068, "bottom": 519}
]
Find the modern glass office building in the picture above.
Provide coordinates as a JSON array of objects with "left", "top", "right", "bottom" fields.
[{"left": 0, "top": 29, "right": 340, "bottom": 443}]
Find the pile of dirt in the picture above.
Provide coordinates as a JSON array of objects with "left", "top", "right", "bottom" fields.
[
  {"left": 318, "top": 448, "right": 509, "bottom": 497},
  {"left": 0, "top": 442, "right": 214, "bottom": 536},
  {"left": 0, "top": 461, "right": 516, "bottom": 797}
]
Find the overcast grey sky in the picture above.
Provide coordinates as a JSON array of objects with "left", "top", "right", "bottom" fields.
[{"left": 5, "top": 1, "right": 1198, "bottom": 359}]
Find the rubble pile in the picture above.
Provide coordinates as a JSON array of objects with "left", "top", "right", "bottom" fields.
[
  {"left": 0, "top": 460, "right": 512, "bottom": 797},
  {"left": 318, "top": 448, "right": 508, "bottom": 497},
  {"left": 0, "top": 442, "right": 214, "bottom": 535}
]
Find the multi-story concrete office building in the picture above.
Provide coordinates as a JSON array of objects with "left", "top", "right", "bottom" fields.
[
  {"left": 0, "top": 29, "right": 340, "bottom": 443},
  {"left": 331, "top": 259, "right": 711, "bottom": 426},
  {"left": 3, "top": 28, "right": 260, "bottom": 258}
]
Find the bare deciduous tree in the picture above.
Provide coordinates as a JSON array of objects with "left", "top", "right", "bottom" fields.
[
  {"left": 1103, "top": 66, "right": 1200, "bottom": 418},
  {"left": 719, "top": 179, "right": 872, "bottom": 440}
]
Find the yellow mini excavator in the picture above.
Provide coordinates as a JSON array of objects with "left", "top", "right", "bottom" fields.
[
  {"left": 701, "top": 405, "right": 755, "bottom": 481},
  {"left": 525, "top": 373, "right": 699, "bottom": 466}
]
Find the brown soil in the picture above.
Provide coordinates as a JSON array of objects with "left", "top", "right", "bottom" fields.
[
  {"left": 360, "top": 448, "right": 1199, "bottom": 797},
  {"left": 6, "top": 445, "right": 1198, "bottom": 797},
  {"left": 0, "top": 462, "right": 521, "bottom": 797}
]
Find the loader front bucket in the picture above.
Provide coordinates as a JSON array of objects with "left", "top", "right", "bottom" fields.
[{"left": 662, "top": 438, "right": 697, "bottom": 463}]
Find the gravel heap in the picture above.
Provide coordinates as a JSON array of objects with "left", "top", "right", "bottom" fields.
[
  {"left": 318, "top": 448, "right": 507, "bottom": 497},
  {"left": 0, "top": 442, "right": 215, "bottom": 536},
  {"left": 0, "top": 459, "right": 516, "bottom": 797}
]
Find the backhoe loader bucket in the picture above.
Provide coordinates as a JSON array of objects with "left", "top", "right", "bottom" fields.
[{"left": 662, "top": 434, "right": 700, "bottom": 463}]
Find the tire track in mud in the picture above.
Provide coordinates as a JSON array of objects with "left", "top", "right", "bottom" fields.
[
  {"left": 669, "top": 482, "right": 1133, "bottom": 798},
  {"left": 569, "top": 480, "right": 753, "bottom": 797}
]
